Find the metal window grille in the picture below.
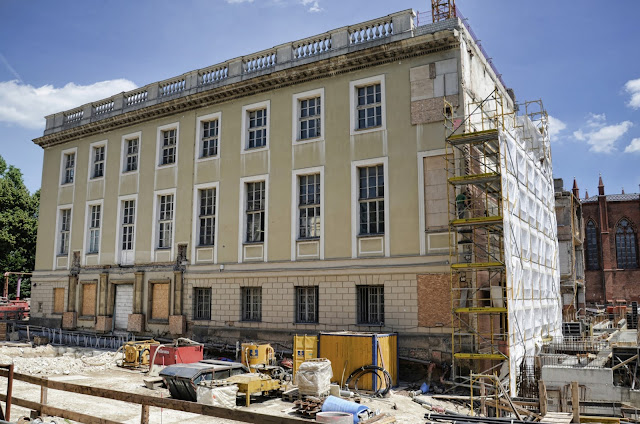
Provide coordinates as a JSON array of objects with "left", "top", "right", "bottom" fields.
[
  {"left": 616, "top": 219, "right": 638, "bottom": 269},
  {"left": 299, "top": 174, "right": 320, "bottom": 238},
  {"left": 356, "top": 83, "right": 382, "bottom": 129},
  {"left": 299, "top": 97, "right": 321, "bottom": 140},
  {"left": 201, "top": 120, "right": 219, "bottom": 157},
  {"left": 199, "top": 188, "right": 216, "bottom": 246},
  {"left": 92, "top": 146, "right": 105, "bottom": 178},
  {"left": 158, "top": 195, "right": 174, "bottom": 248},
  {"left": 357, "top": 285, "right": 384, "bottom": 325},
  {"left": 161, "top": 129, "right": 177, "bottom": 165},
  {"left": 125, "top": 138, "right": 138, "bottom": 172},
  {"left": 88, "top": 205, "right": 101, "bottom": 254},
  {"left": 246, "top": 182, "right": 265, "bottom": 243},
  {"left": 586, "top": 221, "right": 599, "bottom": 270},
  {"left": 241, "top": 287, "right": 262, "bottom": 321},
  {"left": 358, "top": 165, "right": 384, "bottom": 235},
  {"left": 121, "top": 200, "right": 135, "bottom": 251},
  {"left": 296, "top": 286, "right": 318, "bottom": 323},
  {"left": 59, "top": 209, "right": 71, "bottom": 255},
  {"left": 63, "top": 153, "right": 75, "bottom": 184},
  {"left": 193, "top": 288, "right": 212, "bottom": 320},
  {"left": 247, "top": 109, "right": 267, "bottom": 149}
]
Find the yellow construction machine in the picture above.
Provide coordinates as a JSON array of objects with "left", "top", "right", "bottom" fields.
[{"left": 119, "top": 340, "right": 160, "bottom": 368}]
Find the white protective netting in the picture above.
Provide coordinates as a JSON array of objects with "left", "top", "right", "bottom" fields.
[{"left": 500, "top": 116, "right": 563, "bottom": 395}]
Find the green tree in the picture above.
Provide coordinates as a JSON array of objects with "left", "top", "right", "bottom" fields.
[{"left": 0, "top": 155, "right": 39, "bottom": 299}]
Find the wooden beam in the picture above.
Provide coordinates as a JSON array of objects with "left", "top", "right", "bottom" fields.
[
  {"left": 539, "top": 380, "right": 548, "bottom": 416},
  {"left": 140, "top": 404, "right": 149, "bottom": 424},
  {"left": 571, "top": 382, "right": 579, "bottom": 424},
  {"left": 611, "top": 354, "right": 638, "bottom": 371},
  {"left": 0, "top": 393, "right": 121, "bottom": 424}
]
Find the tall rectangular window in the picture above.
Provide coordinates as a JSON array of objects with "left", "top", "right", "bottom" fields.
[
  {"left": 357, "top": 285, "right": 384, "bottom": 325},
  {"left": 356, "top": 83, "right": 382, "bottom": 130},
  {"left": 59, "top": 209, "right": 71, "bottom": 255},
  {"left": 193, "top": 288, "right": 212, "bottom": 320},
  {"left": 246, "top": 182, "right": 265, "bottom": 243},
  {"left": 161, "top": 129, "right": 177, "bottom": 165},
  {"left": 92, "top": 146, "right": 105, "bottom": 178},
  {"left": 88, "top": 205, "right": 101, "bottom": 254},
  {"left": 299, "top": 97, "right": 321, "bottom": 140},
  {"left": 125, "top": 138, "right": 138, "bottom": 172},
  {"left": 359, "top": 165, "right": 384, "bottom": 235},
  {"left": 63, "top": 153, "right": 75, "bottom": 184},
  {"left": 241, "top": 287, "right": 262, "bottom": 321},
  {"left": 296, "top": 286, "right": 318, "bottom": 323},
  {"left": 199, "top": 188, "right": 216, "bottom": 246},
  {"left": 122, "top": 200, "right": 135, "bottom": 251},
  {"left": 157, "top": 194, "right": 174, "bottom": 249},
  {"left": 247, "top": 109, "right": 267, "bottom": 149},
  {"left": 201, "top": 120, "right": 219, "bottom": 158},
  {"left": 586, "top": 221, "right": 599, "bottom": 270},
  {"left": 299, "top": 174, "right": 320, "bottom": 239}
]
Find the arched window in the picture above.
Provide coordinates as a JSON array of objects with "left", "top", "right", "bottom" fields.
[
  {"left": 586, "top": 220, "right": 599, "bottom": 270},
  {"left": 616, "top": 219, "right": 638, "bottom": 269}
]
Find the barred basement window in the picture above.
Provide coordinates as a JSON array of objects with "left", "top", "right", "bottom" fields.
[
  {"left": 586, "top": 220, "right": 599, "bottom": 270},
  {"left": 356, "top": 83, "right": 382, "bottom": 130},
  {"left": 199, "top": 188, "right": 216, "bottom": 246},
  {"left": 246, "top": 182, "right": 265, "bottom": 243},
  {"left": 161, "top": 129, "right": 177, "bottom": 165},
  {"left": 358, "top": 165, "right": 384, "bottom": 235},
  {"left": 59, "top": 209, "right": 71, "bottom": 255},
  {"left": 88, "top": 205, "right": 101, "bottom": 254},
  {"left": 157, "top": 195, "right": 174, "bottom": 249},
  {"left": 125, "top": 138, "right": 138, "bottom": 172},
  {"left": 299, "top": 97, "right": 321, "bottom": 140},
  {"left": 193, "top": 288, "right": 211, "bottom": 320},
  {"left": 241, "top": 287, "right": 261, "bottom": 322},
  {"left": 247, "top": 109, "right": 267, "bottom": 149},
  {"left": 92, "top": 145, "right": 105, "bottom": 178},
  {"left": 201, "top": 120, "right": 219, "bottom": 158},
  {"left": 357, "top": 285, "right": 384, "bottom": 325},
  {"left": 616, "top": 219, "right": 638, "bottom": 269},
  {"left": 121, "top": 200, "right": 135, "bottom": 251},
  {"left": 63, "top": 153, "right": 75, "bottom": 184},
  {"left": 299, "top": 174, "right": 320, "bottom": 239},
  {"left": 296, "top": 286, "right": 318, "bottom": 323}
]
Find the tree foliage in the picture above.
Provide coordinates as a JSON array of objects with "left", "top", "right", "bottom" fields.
[{"left": 0, "top": 155, "right": 39, "bottom": 299}]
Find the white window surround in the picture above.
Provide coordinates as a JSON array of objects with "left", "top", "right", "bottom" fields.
[
  {"left": 114, "top": 194, "right": 138, "bottom": 265},
  {"left": 291, "top": 88, "right": 325, "bottom": 145},
  {"left": 240, "top": 100, "right": 270, "bottom": 154},
  {"left": 349, "top": 74, "right": 386, "bottom": 136},
  {"left": 155, "top": 122, "right": 180, "bottom": 169},
  {"left": 191, "top": 182, "right": 220, "bottom": 265},
  {"left": 290, "top": 166, "right": 324, "bottom": 261},
  {"left": 87, "top": 140, "right": 107, "bottom": 181},
  {"left": 195, "top": 112, "right": 222, "bottom": 162},
  {"left": 120, "top": 131, "right": 141, "bottom": 175},
  {"left": 237, "top": 174, "right": 269, "bottom": 263},
  {"left": 150, "top": 188, "right": 177, "bottom": 261},
  {"left": 417, "top": 149, "right": 446, "bottom": 255},
  {"left": 351, "top": 157, "right": 390, "bottom": 258},
  {"left": 59, "top": 147, "right": 77, "bottom": 186},
  {"left": 53, "top": 204, "right": 73, "bottom": 269},
  {"left": 82, "top": 200, "right": 104, "bottom": 264}
]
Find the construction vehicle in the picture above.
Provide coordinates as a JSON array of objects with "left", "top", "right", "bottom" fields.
[{"left": 119, "top": 340, "right": 160, "bottom": 368}]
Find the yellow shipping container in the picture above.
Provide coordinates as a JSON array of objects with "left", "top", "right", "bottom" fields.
[
  {"left": 318, "top": 332, "right": 397, "bottom": 391},
  {"left": 293, "top": 334, "right": 318, "bottom": 377}
]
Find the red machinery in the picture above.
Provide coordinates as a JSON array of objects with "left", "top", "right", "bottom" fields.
[
  {"left": 150, "top": 339, "right": 204, "bottom": 365},
  {"left": 0, "top": 272, "right": 30, "bottom": 320}
]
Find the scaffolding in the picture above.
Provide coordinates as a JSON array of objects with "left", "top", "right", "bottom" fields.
[
  {"left": 445, "top": 88, "right": 562, "bottom": 396},
  {"left": 431, "top": 0, "right": 456, "bottom": 23}
]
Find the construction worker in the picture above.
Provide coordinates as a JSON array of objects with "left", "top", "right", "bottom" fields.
[{"left": 455, "top": 189, "right": 469, "bottom": 219}]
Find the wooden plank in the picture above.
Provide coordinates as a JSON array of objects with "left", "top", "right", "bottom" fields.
[
  {"left": 0, "top": 369, "right": 310, "bottom": 424},
  {"left": 539, "top": 380, "right": 548, "bottom": 416},
  {"left": 571, "top": 382, "right": 579, "bottom": 423},
  {"left": 0, "top": 393, "right": 121, "bottom": 424},
  {"left": 82, "top": 283, "right": 97, "bottom": 316},
  {"left": 611, "top": 354, "right": 638, "bottom": 371},
  {"left": 140, "top": 404, "right": 149, "bottom": 424}
]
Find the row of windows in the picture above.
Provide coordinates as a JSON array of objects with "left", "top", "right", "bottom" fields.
[
  {"left": 586, "top": 219, "right": 638, "bottom": 270},
  {"left": 193, "top": 285, "right": 384, "bottom": 325},
  {"left": 57, "top": 165, "right": 384, "bottom": 256},
  {"left": 59, "top": 79, "right": 384, "bottom": 186}
]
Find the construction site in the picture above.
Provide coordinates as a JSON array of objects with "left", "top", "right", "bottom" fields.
[{"left": 1, "top": 1, "right": 637, "bottom": 423}]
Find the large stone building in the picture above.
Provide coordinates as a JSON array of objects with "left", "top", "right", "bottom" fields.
[
  {"left": 582, "top": 177, "right": 640, "bottom": 305},
  {"left": 30, "top": 8, "right": 527, "bottom": 362}
]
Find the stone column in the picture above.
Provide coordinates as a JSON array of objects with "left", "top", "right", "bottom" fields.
[
  {"left": 96, "top": 272, "right": 112, "bottom": 332},
  {"left": 62, "top": 274, "right": 77, "bottom": 329},
  {"left": 169, "top": 271, "right": 186, "bottom": 336},
  {"left": 128, "top": 271, "right": 145, "bottom": 333}
]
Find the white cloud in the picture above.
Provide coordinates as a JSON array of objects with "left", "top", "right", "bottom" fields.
[
  {"left": 547, "top": 115, "right": 566, "bottom": 139},
  {"left": 624, "top": 138, "right": 640, "bottom": 153},
  {"left": 572, "top": 113, "right": 633, "bottom": 153},
  {"left": 625, "top": 78, "right": 640, "bottom": 109},
  {"left": 301, "top": 0, "right": 322, "bottom": 12},
  {"left": 0, "top": 79, "right": 137, "bottom": 130}
]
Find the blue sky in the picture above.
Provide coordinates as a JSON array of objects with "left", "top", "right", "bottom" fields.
[{"left": 0, "top": 0, "right": 639, "bottom": 196}]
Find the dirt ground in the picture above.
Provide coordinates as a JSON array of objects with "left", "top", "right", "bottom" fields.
[{"left": 0, "top": 343, "right": 469, "bottom": 424}]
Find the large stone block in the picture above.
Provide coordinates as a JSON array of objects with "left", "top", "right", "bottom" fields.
[
  {"left": 127, "top": 313, "right": 145, "bottom": 333},
  {"left": 169, "top": 315, "right": 186, "bottom": 335},
  {"left": 95, "top": 316, "right": 113, "bottom": 333},
  {"left": 62, "top": 312, "right": 77, "bottom": 329}
]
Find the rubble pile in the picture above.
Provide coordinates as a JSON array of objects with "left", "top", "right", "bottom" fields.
[{"left": 0, "top": 345, "right": 121, "bottom": 375}]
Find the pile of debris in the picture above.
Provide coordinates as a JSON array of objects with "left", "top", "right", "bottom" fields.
[{"left": 0, "top": 344, "right": 120, "bottom": 375}]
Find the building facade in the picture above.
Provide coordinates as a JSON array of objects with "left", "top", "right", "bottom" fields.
[
  {"left": 30, "top": 9, "right": 514, "bottom": 360},
  {"left": 582, "top": 177, "right": 640, "bottom": 305}
]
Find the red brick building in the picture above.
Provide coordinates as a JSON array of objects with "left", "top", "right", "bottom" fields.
[{"left": 582, "top": 176, "right": 640, "bottom": 305}]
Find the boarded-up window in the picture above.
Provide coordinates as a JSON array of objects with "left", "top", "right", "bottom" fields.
[
  {"left": 417, "top": 274, "right": 450, "bottom": 327},
  {"left": 53, "top": 288, "right": 65, "bottom": 314},
  {"left": 151, "top": 283, "right": 169, "bottom": 320},
  {"left": 81, "top": 284, "right": 96, "bottom": 317},
  {"left": 423, "top": 156, "right": 451, "bottom": 231}
]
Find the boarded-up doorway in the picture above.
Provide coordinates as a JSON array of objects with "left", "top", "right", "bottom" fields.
[{"left": 114, "top": 284, "right": 133, "bottom": 330}]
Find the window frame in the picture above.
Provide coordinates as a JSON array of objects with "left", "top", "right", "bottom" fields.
[
  {"left": 241, "top": 100, "right": 270, "bottom": 153},
  {"left": 155, "top": 123, "right": 180, "bottom": 169},
  {"left": 241, "top": 286, "right": 262, "bottom": 322},
  {"left": 357, "top": 285, "right": 385, "bottom": 325},
  {"left": 238, "top": 175, "right": 269, "bottom": 263},
  {"left": 585, "top": 220, "right": 599, "bottom": 270},
  {"left": 193, "top": 287, "right": 212, "bottom": 321},
  {"left": 357, "top": 165, "right": 385, "bottom": 236},
  {"left": 298, "top": 174, "right": 321, "bottom": 240},
  {"left": 85, "top": 202, "right": 102, "bottom": 255},
  {"left": 292, "top": 88, "right": 325, "bottom": 144},
  {"left": 57, "top": 207, "right": 72, "bottom": 257},
  {"left": 245, "top": 181, "right": 266, "bottom": 244},
  {"left": 196, "top": 112, "right": 222, "bottom": 161},
  {"left": 349, "top": 75, "right": 386, "bottom": 135},
  {"left": 157, "top": 194, "right": 174, "bottom": 250},
  {"left": 295, "top": 286, "right": 319, "bottom": 324},
  {"left": 198, "top": 187, "right": 217, "bottom": 246},
  {"left": 151, "top": 189, "right": 177, "bottom": 261},
  {"left": 88, "top": 142, "right": 106, "bottom": 180},
  {"left": 115, "top": 194, "right": 137, "bottom": 266},
  {"left": 59, "top": 147, "right": 77, "bottom": 186},
  {"left": 121, "top": 131, "right": 141, "bottom": 174},
  {"left": 615, "top": 218, "right": 638, "bottom": 269}
]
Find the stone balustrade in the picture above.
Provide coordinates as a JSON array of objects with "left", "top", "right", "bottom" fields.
[{"left": 44, "top": 9, "right": 421, "bottom": 134}]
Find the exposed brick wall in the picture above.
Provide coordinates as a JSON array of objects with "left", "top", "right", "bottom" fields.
[{"left": 417, "top": 273, "right": 450, "bottom": 327}]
